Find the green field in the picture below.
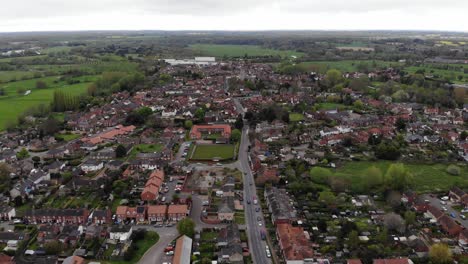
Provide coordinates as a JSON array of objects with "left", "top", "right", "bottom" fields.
[
  {"left": 295, "top": 60, "right": 401, "bottom": 73},
  {"left": 190, "top": 44, "right": 304, "bottom": 58},
  {"left": 333, "top": 161, "right": 468, "bottom": 193},
  {"left": 405, "top": 64, "right": 468, "bottom": 83},
  {"left": 0, "top": 76, "right": 95, "bottom": 130},
  {"left": 190, "top": 144, "right": 235, "bottom": 160},
  {"left": 289, "top": 113, "right": 304, "bottom": 122}
]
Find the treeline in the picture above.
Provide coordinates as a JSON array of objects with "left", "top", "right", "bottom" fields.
[
  {"left": 51, "top": 90, "right": 80, "bottom": 112},
  {"left": 87, "top": 71, "right": 144, "bottom": 96}
]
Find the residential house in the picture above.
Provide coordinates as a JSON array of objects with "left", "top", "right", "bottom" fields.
[
  {"left": 276, "top": 223, "right": 314, "bottom": 264},
  {"left": 109, "top": 226, "right": 133, "bottom": 242},
  {"left": 80, "top": 159, "right": 104, "bottom": 173},
  {"left": 0, "top": 206, "right": 15, "bottom": 221},
  {"left": 265, "top": 187, "right": 297, "bottom": 225},
  {"left": 148, "top": 205, "right": 167, "bottom": 223},
  {"left": 218, "top": 197, "right": 235, "bottom": 222},
  {"left": 168, "top": 204, "right": 189, "bottom": 222},
  {"left": 24, "top": 208, "right": 89, "bottom": 225},
  {"left": 217, "top": 223, "right": 243, "bottom": 264},
  {"left": 173, "top": 235, "right": 193, "bottom": 264},
  {"left": 89, "top": 209, "right": 112, "bottom": 225}
]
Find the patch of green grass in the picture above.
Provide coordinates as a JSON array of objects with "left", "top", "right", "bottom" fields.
[
  {"left": 190, "top": 44, "right": 304, "bottom": 58},
  {"left": 190, "top": 144, "right": 235, "bottom": 161},
  {"left": 405, "top": 64, "right": 468, "bottom": 84},
  {"left": 333, "top": 161, "right": 468, "bottom": 193},
  {"left": 128, "top": 144, "right": 163, "bottom": 160},
  {"left": 201, "top": 231, "right": 218, "bottom": 241},
  {"left": 0, "top": 71, "right": 37, "bottom": 83},
  {"left": 289, "top": 113, "right": 304, "bottom": 122},
  {"left": 55, "top": 133, "right": 81, "bottom": 141},
  {"left": 315, "top": 102, "right": 346, "bottom": 110},
  {"left": 235, "top": 212, "right": 246, "bottom": 225}
]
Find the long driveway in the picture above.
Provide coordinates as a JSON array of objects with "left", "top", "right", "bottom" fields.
[{"left": 423, "top": 194, "right": 468, "bottom": 228}]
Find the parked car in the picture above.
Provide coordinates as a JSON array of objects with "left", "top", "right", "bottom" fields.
[{"left": 165, "top": 251, "right": 174, "bottom": 256}]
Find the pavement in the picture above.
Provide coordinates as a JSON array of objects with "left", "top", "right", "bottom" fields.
[
  {"left": 423, "top": 194, "right": 468, "bottom": 228},
  {"left": 137, "top": 226, "right": 178, "bottom": 264}
]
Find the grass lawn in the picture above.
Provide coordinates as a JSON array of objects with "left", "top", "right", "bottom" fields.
[
  {"left": 128, "top": 144, "right": 163, "bottom": 159},
  {"left": 190, "top": 44, "right": 304, "bottom": 58},
  {"left": 201, "top": 231, "right": 218, "bottom": 241},
  {"left": 333, "top": 161, "right": 468, "bottom": 193},
  {"left": 235, "top": 212, "right": 246, "bottom": 225},
  {"left": 315, "top": 102, "right": 347, "bottom": 111},
  {"left": 289, "top": 113, "right": 304, "bottom": 122},
  {"left": 190, "top": 144, "right": 235, "bottom": 161},
  {"left": 55, "top": 133, "right": 81, "bottom": 141}
]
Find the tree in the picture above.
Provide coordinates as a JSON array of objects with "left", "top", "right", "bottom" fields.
[
  {"left": 460, "top": 131, "right": 468, "bottom": 141},
  {"left": 16, "top": 148, "right": 30, "bottom": 159},
  {"left": 404, "top": 211, "right": 416, "bottom": 227},
  {"left": 318, "top": 191, "right": 336, "bottom": 206},
  {"left": 177, "top": 218, "right": 195, "bottom": 238},
  {"left": 446, "top": 165, "right": 461, "bottom": 176},
  {"left": 115, "top": 144, "right": 127, "bottom": 158},
  {"left": 385, "top": 163, "right": 413, "bottom": 191},
  {"left": 44, "top": 240, "right": 63, "bottom": 255},
  {"left": 309, "top": 167, "right": 332, "bottom": 184},
  {"left": 234, "top": 114, "right": 244, "bottom": 130},
  {"left": 375, "top": 141, "right": 401, "bottom": 160},
  {"left": 230, "top": 129, "right": 241, "bottom": 142},
  {"left": 195, "top": 108, "right": 205, "bottom": 121},
  {"left": 383, "top": 212, "right": 405, "bottom": 234},
  {"left": 353, "top": 100, "right": 364, "bottom": 110},
  {"left": 325, "top": 69, "right": 343, "bottom": 88},
  {"left": 429, "top": 243, "right": 452, "bottom": 264},
  {"left": 184, "top": 120, "right": 193, "bottom": 129},
  {"left": 40, "top": 116, "right": 60, "bottom": 136},
  {"left": 348, "top": 230, "right": 359, "bottom": 250},
  {"left": 35, "top": 80, "right": 47, "bottom": 89},
  {"left": 136, "top": 106, "right": 153, "bottom": 118},
  {"left": 395, "top": 117, "right": 407, "bottom": 131},
  {"left": 0, "top": 163, "right": 12, "bottom": 193}
]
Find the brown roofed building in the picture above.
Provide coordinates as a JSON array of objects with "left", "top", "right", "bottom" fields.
[
  {"left": 373, "top": 258, "right": 413, "bottom": 264},
  {"left": 148, "top": 205, "right": 167, "bottom": 223},
  {"left": 190, "top": 124, "right": 232, "bottom": 139},
  {"left": 276, "top": 223, "right": 314, "bottom": 263},
  {"left": 173, "top": 235, "right": 192, "bottom": 264},
  {"left": 168, "top": 204, "right": 189, "bottom": 222}
]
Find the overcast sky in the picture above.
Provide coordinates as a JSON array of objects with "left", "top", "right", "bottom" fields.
[{"left": 1, "top": 0, "right": 467, "bottom": 32}]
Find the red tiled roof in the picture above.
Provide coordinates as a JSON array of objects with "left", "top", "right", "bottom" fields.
[{"left": 277, "top": 223, "right": 314, "bottom": 261}]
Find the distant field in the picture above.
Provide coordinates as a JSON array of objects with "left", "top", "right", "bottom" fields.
[
  {"left": 0, "top": 71, "right": 36, "bottom": 83},
  {"left": 405, "top": 64, "right": 468, "bottom": 83},
  {"left": 0, "top": 75, "right": 96, "bottom": 130},
  {"left": 190, "top": 44, "right": 304, "bottom": 58},
  {"left": 190, "top": 144, "right": 235, "bottom": 161},
  {"left": 333, "top": 161, "right": 468, "bottom": 193},
  {"left": 295, "top": 60, "right": 400, "bottom": 73}
]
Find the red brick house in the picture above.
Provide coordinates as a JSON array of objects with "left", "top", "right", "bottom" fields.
[
  {"left": 148, "top": 205, "right": 167, "bottom": 223},
  {"left": 90, "top": 209, "right": 112, "bottom": 225},
  {"left": 24, "top": 209, "right": 89, "bottom": 225},
  {"left": 190, "top": 124, "right": 231, "bottom": 139},
  {"left": 141, "top": 170, "right": 164, "bottom": 201},
  {"left": 167, "top": 204, "right": 189, "bottom": 222}
]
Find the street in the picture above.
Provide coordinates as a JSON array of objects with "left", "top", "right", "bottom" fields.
[
  {"left": 235, "top": 96, "right": 272, "bottom": 264},
  {"left": 423, "top": 194, "right": 468, "bottom": 228}
]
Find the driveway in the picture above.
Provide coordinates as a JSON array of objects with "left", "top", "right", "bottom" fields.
[{"left": 138, "top": 226, "right": 178, "bottom": 264}]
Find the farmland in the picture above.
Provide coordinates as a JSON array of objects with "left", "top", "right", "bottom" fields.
[
  {"left": 293, "top": 60, "right": 401, "bottom": 73},
  {"left": 404, "top": 63, "right": 468, "bottom": 83},
  {"left": 189, "top": 44, "right": 304, "bottom": 58}
]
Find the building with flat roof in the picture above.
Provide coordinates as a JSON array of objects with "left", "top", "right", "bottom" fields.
[{"left": 173, "top": 235, "right": 192, "bottom": 264}]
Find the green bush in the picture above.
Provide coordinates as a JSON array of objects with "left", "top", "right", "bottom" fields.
[{"left": 446, "top": 165, "right": 461, "bottom": 176}]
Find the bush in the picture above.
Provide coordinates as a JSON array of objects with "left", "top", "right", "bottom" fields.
[{"left": 446, "top": 165, "right": 461, "bottom": 176}]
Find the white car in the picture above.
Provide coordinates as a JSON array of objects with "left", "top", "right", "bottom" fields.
[
  {"left": 165, "top": 251, "right": 174, "bottom": 256},
  {"left": 441, "top": 196, "right": 449, "bottom": 201}
]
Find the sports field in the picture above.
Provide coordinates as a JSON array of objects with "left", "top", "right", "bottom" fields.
[{"left": 190, "top": 144, "right": 236, "bottom": 161}]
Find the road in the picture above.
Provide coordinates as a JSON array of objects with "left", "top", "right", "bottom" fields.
[
  {"left": 138, "top": 226, "right": 178, "bottom": 264},
  {"left": 235, "top": 97, "right": 271, "bottom": 264},
  {"left": 423, "top": 194, "right": 468, "bottom": 228}
]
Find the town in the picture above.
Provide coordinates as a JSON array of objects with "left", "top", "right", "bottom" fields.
[{"left": 0, "top": 30, "right": 467, "bottom": 264}]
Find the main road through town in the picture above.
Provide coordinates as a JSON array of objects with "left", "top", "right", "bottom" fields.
[{"left": 235, "top": 97, "right": 272, "bottom": 264}]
